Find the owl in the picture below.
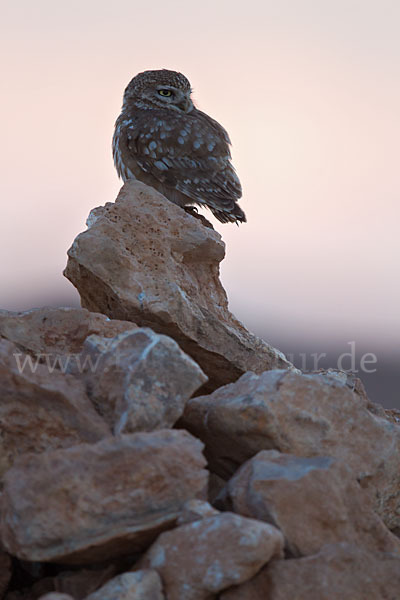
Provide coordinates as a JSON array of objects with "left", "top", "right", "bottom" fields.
[{"left": 112, "top": 69, "right": 246, "bottom": 224}]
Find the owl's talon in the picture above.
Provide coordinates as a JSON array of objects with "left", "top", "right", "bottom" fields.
[{"left": 184, "top": 206, "right": 199, "bottom": 216}]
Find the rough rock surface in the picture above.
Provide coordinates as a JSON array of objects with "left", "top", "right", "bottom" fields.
[
  {"left": 176, "top": 499, "right": 219, "bottom": 526},
  {"left": 0, "top": 307, "right": 137, "bottom": 358},
  {"left": 0, "top": 338, "right": 110, "bottom": 481},
  {"left": 85, "top": 571, "right": 164, "bottom": 600},
  {"left": 0, "top": 430, "right": 208, "bottom": 563},
  {"left": 182, "top": 369, "right": 400, "bottom": 528},
  {"left": 217, "top": 450, "right": 400, "bottom": 556},
  {"left": 64, "top": 180, "right": 291, "bottom": 391},
  {"left": 139, "top": 512, "right": 284, "bottom": 600},
  {"left": 220, "top": 543, "right": 400, "bottom": 600},
  {"left": 74, "top": 327, "right": 207, "bottom": 434}
]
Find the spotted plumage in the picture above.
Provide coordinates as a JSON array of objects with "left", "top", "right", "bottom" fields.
[{"left": 112, "top": 69, "right": 246, "bottom": 224}]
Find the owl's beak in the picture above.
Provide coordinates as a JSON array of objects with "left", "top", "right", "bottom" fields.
[{"left": 177, "top": 97, "right": 193, "bottom": 113}]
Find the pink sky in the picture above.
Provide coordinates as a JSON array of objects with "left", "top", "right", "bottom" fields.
[{"left": 1, "top": 0, "right": 399, "bottom": 352}]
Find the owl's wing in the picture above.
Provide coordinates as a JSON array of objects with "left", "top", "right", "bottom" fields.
[{"left": 126, "top": 109, "right": 242, "bottom": 209}]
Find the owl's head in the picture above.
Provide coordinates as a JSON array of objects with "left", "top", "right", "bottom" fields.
[{"left": 122, "top": 69, "right": 194, "bottom": 113}]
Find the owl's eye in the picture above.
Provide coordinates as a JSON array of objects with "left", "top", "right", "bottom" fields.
[{"left": 158, "top": 89, "right": 172, "bottom": 97}]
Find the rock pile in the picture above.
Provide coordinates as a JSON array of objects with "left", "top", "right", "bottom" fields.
[{"left": 0, "top": 181, "right": 399, "bottom": 600}]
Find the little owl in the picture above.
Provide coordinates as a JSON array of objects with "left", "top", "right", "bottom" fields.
[{"left": 112, "top": 69, "right": 246, "bottom": 224}]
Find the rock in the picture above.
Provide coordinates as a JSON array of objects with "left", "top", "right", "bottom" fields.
[
  {"left": 208, "top": 472, "right": 226, "bottom": 504},
  {"left": 74, "top": 328, "right": 207, "bottom": 434},
  {"left": 53, "top": 566, "right": 117, "bottom": 599},
  {"left": 312, "top": 368, "right": 369, "bottom": 400},
  {"left": 0, "top": 307, "right": 137, "bottom": 359},
  {"left": 220, "top": 543, "right": 400, "bottom": 600},
  {"left": 85, "top": 571, "right": 164, "bottom": 600},
  {"left": 139, "top": 512, "right": 284, "bottom": 600},
  {"left": 38, "top": 595, "right": 75, "bottom": 600},
  {"left": 182, "top": 369, "right": 400, "bottom": 528},
  {"left": 1, "top": 430, "right": 208, "bottom": 563},
  {"left": 0, "top": 550, "right": 12, "bottom": 598},
  {"left": 63, "top": 180, "right": 291, "bottom": 392},
  {"left": 176, "top": 499, "right": 219, "bottom": 526},
  {"left": 0, "top": 338, "right": 110, "bottom": 481},
  {"left": 217, "top": 450, "right": 400, "bottom": 557}
]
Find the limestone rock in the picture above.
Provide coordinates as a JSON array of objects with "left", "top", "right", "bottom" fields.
[
  {"left": 220, "top": 543, "right": 400, "bottom": 600},
  {"left": 217, "top": 450, "right": 400, "bottom": 557},
  {"left": 176, "top": 499, "right": 219, "bottom": 526},
  {"left": 182, "top": 369, "right": 400, "bottom": 528},
  {"left": 139, "top": 512, "right": 284, "bottom": 600},
  {"left": 85, "top": 571, "right": 164, "bottom": 600},
  {"left": 0, "top": 338, "right": 110, "bottom": 481},
  {"left": 63, "top": 180, "right": 290, "bottom": 392},
  {"left": 0, "top": 550, "right": 11, "bottom": 598},
  {"left": 74, "top": 328, "right": 207, "bottom": 434},
  {"left": 0, "top": 430, "right": 208, "bottom": 563},
  {"left": 0, "top": 307, "right": 137, "bottom": 359}
]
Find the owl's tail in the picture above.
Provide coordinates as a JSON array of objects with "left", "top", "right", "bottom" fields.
[{"left": 211, "top": 202, "right": 247, "bottom": 225}]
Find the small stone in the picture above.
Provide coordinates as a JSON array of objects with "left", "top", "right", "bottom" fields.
[
  {"left": 85, "top": 571, "right": 164, "bottom": 600},
  {"left": 177, "top": 499, "right": 219, "bottom": 525}
]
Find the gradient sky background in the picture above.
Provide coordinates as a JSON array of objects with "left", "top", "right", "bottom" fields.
[{"left": 1, "top": 1, "right": 399, "bottom": 396}]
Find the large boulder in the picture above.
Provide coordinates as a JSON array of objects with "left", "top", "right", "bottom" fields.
[
  {"left": 64, "top": 180, "right": 291, "bottom": 391},
  {"left": 0, "top": 430, "right": 208, "bottom": 563},
  {"left": 217, "top": 450, "right": 400, "bottom": 557}
]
